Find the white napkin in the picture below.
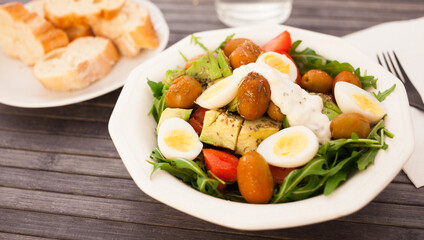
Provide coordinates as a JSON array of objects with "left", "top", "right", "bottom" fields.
[{"left": 343, "top": 17, "right": 424, "bottom": 188}]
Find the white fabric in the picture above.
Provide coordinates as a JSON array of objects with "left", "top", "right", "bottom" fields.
[{"left": 343, "top": 17, "right": 424, "bottom": 188}]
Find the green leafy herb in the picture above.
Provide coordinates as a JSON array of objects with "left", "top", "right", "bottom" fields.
[
  {"left": 282, "top": 115, "right": 290, "bottom": 128},
  {"left": 190, "top": 35, "right": 208, "bottom": 51},
  {"left": 147, "top": 79, "right": 165, "bottom": 99},
  {"left": 179, "top": 51, "right": 188, "bottom": 62},
  {"left": 148, "top": 147, "right": 223, "bottom": 197},
  {"left": 291, "top": 40, "right": 354, "bottom": 76},
  {"left": 215, "top": 33, "right": 235, "bottom": 51},
  {"left": 147, "top": 79, "right": 169, "bottom": 123},
  {"left": 372, "top": 84, "right": 396, "bottom": 102},
  {"left": 271, "top": 120, "right": 392, "bottom": 203},
  {"left": 354, "top": 68, "right": 377, "bottom": 89},
  {"left": 291, "top": 40, "right": 378, "bottom": 89}
]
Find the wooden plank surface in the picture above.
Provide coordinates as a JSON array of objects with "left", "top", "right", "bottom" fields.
[{"left": 0, "top": 0, "right": 423, "bottom": 239}]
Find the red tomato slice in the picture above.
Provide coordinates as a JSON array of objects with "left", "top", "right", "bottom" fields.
[
  {"left": 203, "top": 149, "right": 239, "bottom": 182},
  {"left": 188, "top": 107, "right": 208, "bottom": 136},
  {"left": 269, "top": 165, "right": 297, "bottom": 184},
  {"left": 262, "top": 30, "right": 292, "bottom": 54},
  {"left": 281, "top": 52, "right": 301, "bottom": 83}
]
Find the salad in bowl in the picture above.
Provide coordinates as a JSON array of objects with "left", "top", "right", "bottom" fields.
[
  {"left": 109, "top": 25, "right": 413, "bottom": 230},
  {"left": 147, "top": 30, "right": 395, "bottom": 204}
]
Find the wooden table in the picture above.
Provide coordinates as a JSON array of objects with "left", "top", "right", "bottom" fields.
[{"left": 0, "top": 0, "right": 423, "bottom": 239}]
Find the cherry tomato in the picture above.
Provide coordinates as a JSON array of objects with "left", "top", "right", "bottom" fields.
[
  {"left": 268, "top": 165, "right": 296, "bottom": 184},
  {"left": 237, "top": 151, "right": 274, "bottom": 204},
  {"left": 332, "top": 71, "right": 362, "bottom": 93},
  {"left": 262, "top": 30, "right": 292, "bottom": 54},
  {"left": 188, "top": 107, "right": 208, "bottom": 136},
  {"left": 203, "top": 149, "right": 239, "bottom": 182}
]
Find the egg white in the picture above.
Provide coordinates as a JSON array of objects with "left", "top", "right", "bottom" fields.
[
  {"left": 196, "top": 62, "right": 289, "bottom": 110},
  {"left": 157, "top": 117, "right": 203, "bottom": 160},
  {"left": 195, "top": 74, "right": 239, "bottom": 109},
  {"left": 334, "top": 81, "right": 386, "bottom": 123},
  {"left": 256, "top": 126, "right": 319, "bottom": 168},
  {"left": 256, "top": 52, "right": 298, "bottom": 82}
]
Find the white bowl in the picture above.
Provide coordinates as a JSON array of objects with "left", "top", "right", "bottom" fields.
[{"left": 108, "top": 25, "right": 414, "bottom": 230}]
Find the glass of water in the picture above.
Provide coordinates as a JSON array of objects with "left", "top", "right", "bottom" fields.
[{"left": 215, "top": 0, "right": 293, "bottom": 27}]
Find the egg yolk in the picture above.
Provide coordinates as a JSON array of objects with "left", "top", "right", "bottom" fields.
[
  {"left": 352, "top": 94, "right": 385, "bottom": 116},
  {"left": 273, "top": 132, "right": 308, "bottom": 157},
  {"left": 164, "top": 129, "right": 196, "bottom": 152},
  {"left": 264, "top": 55, "right": 290, "bottom": 75},
  {"left": 201, "top": 78, "right": 231, "bottom": 101}
]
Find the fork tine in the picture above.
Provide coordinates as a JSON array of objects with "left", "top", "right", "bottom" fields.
[
  {"left": 392, "top": 51, "right": 412, "bottom": 84},
  {"left": 386, "top": 51, "right": 403, "bottom": 82},
  {"left": 381, "top": 52, "right": 395, "bottom": 76},
  {"left": 376, "top": 54, "right": 382, "bottom": 65}
]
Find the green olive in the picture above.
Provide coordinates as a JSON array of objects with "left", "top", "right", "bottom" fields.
[
  {"left": 223, "top": 38, "right": 253, "bottom": 57},
  {"left": 165, "top": 76, "right": 202, "bottom": 109},
  {"left": 330, "top": 113, "right": 370, "bottom": 139},
  {"left": 267, "top": 101, "right": 284, "bottom": 122},
  {"left": 229, "top": 41, "right": 261, "bottom": 69},
  {"left": 299, "top": 69, "right": 333, "bottom": 93},
  {"left": 332, "top": 71, "right": 362, "bottom": 93},
  {"left": 237, "top": 72, "right": 271, "bottom": 120}
]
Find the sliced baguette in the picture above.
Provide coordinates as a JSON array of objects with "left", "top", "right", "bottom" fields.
[
  {"left": 90, "top": 0, "right": 159, "bottom": 57},
  {"left": 34, "top": 36, "right": 120, "bottom": 91},
  {"left": 26, "top": 0, "right": 92, "bottom": 41},
  {"left": 0, "top": 2, "right": 69, "bottom": 66},
  {"left": 44, "top": 0, "right": 126, "bottom": 28}
]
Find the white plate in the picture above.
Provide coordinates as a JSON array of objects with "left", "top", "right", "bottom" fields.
[
  {"left": 109, "top": 25, "right": 414, "bottom": 230},
  {"left": 0, "top": 0, "right": 169, "bottom": 108}
]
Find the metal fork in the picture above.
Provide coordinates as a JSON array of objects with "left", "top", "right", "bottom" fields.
[{"left": 376, "top": 51, "right": 424, "bottom": 111}]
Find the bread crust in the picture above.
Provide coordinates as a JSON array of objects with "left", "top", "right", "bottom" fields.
[
  {"left": 34, "top": 37, "right": 120, "bottom": 91},
  {"left": 90, "top": 0, "right": 159, "bottom": 57},
  {"left": 26, "top": 0, "right": 93, "bottom": 41},
  {"left": 0, "top": 2, "right": 69, "bottom": 65},
  {"left": 44, "top": 0, "right": 126, "bottom": 28}
]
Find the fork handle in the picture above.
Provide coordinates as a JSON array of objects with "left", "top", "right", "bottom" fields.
[{"left": 411, "top": 101, "right": 424, "bottom": 111}]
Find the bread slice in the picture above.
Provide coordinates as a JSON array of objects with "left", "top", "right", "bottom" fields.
[
  {"left": 44, "top": 0, "right": 126, "bottom": 28},
  {"left": 26, "top": 0, "right": 93, "bottom": 41},
  {"left": 0, "top": 2, "right": 69, "bottom": 66},
  {"left": 90, "top": 0, "right": 159, "bottom": 57},
  {"left": 34, "top": 36, "right": 120, "bottom": 91}
]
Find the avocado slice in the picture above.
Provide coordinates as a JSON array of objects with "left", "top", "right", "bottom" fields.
[
  {"left": 235, "top": 117, "right": 282, "bottom": 155},
  {"left": 315, "top": 93, "right": 341, "bottom": 120},
  {"left": 199, "top": 110, "right": 243, "bottom": 150},
  {"left": 185, "top": 52, "right": 222, "bottom": 84},
  {"left": 163, "top": 69, "right": 185, "bottom": 86},
  {"left": 217, "top": 49, "right": 232, "bottom": 77},
  {"left": 157, "top": 108, "right": 193, "bottom": 131},
  {"left": 226, "top": 96, "right": 238, "bottom": 112}
]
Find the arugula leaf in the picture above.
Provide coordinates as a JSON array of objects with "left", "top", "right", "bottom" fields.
[
  {"left": 324, "top": 166, "right": 350, "bottom": 195},
  {"left": 290, "top": 40, "right": 378, "bottom": 89},
  {"left": 271, "top": 157, "right": 328, "bottom": 203},
  {"left": 271, "top": 119, "right": 392, "bottom": 203},
  {"left": 147, "top": 79, "right": 169, "bottom": 123},
  {"left": 215, "top": 33, "right": 235, "bottom": 51},
  {"left": 372, "top": 84, "right": 396, "bottom": 102},
  {"left": 354, "top": 68, "right": 378, "bottom": 89},
  {"left": 190, "top": 35, "right": 208, "bottom": 51},
  {"left": 179, "top": 51, "right": 188, "bottom": 62},
  {"left": 149, "top": 147, "right": 223, "bottom": 198},
  {"left": 147, "top": 79, "right": 165, "bottom": 99},
  {"left": 290, "top": 40, "right": 354, "bottom": 76},
  {"left": 356, "top": 148, "right": 379, "bottom": 170}
]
